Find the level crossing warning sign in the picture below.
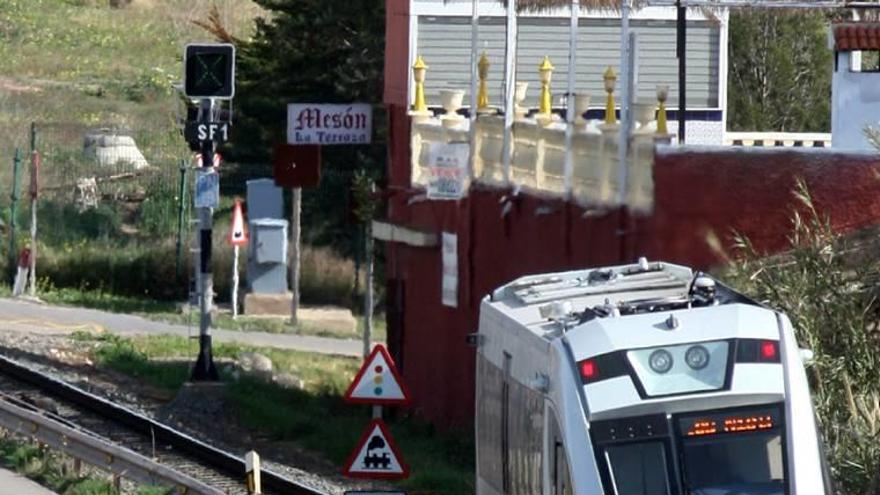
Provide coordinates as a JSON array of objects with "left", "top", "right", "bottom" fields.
[
  {"left": 229, "top": 199, "right": 248, "bottom": 246},
  {"left": 342, "top": 419, "right": 409, "bottom": 479},
  {"left": 344, "top": 345, "right": 410, "bottom": 406}
]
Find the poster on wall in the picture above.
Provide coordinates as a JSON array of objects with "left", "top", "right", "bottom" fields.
[
  {"left": 441, "top": 232, "right": 458, "bottom": 308},
  {"left": 427, "top": 143, "right": 468, "bottom": 200}
]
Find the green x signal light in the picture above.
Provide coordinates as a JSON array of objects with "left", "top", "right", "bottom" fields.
[{"left": 184, "top": 43, "right": 236, "bottom": 99}]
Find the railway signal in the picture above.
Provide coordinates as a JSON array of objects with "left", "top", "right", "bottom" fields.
[
  {"left": 184, "top": 42, "right": 236, "bottom": 381},
  {"left": 184, "top": 43, "right": 236, "bottom": 99}
]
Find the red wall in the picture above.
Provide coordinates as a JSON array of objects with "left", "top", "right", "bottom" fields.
[
  {"left": 384, "top": 146, "right": 880, "bottom": 429},
  {"left": 382, "top": 1, "right": 880, "bottom": 429}
]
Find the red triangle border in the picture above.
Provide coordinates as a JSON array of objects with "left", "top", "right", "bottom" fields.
[
  {"left": 343, "top": 345, "right": 411, "bottom": 406},
  {"left": 341, "top": 418, "right": 410, "bottom": 479}
]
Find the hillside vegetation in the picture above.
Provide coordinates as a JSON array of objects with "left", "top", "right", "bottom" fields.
[{"left": 0, "top": 0, "right": 264, "bottom": 147}]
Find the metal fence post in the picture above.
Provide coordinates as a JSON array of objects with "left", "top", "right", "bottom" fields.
[
  {"left": 7, "top": 149, "right": 21, "bottom": 284},
  {"left": 176, "top": 160, "right": 188, "bottom": 281}
]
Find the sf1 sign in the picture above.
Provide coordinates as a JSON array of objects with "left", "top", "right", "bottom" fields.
[{"left": 287, "top": 104, "right": 372, "bottom": 145}]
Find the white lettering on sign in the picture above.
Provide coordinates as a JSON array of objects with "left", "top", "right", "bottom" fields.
[
  {"left": 287, "top": 104, "right": 372, "bottom": 145},
  {"left": 197, "top": 123, "right": 229, "bottom": 142}
]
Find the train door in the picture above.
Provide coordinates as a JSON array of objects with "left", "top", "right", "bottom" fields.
[{"left": 546, "top": 406, "right": 573, "bottom": 495}]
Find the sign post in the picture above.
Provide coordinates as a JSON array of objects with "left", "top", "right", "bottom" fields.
[
  {"left": 27, "top": 150, "right": 40, "bottom": 297},
  {"left": 342, "top": 345, "right": 410, "bottom": 481},
  {"left": 275, "top": 140, "right": 322, "bottom": 327},
  {"left": 183, "top": 42, "right": 235, "bottom": 382},
  {"left": 229, "top": 199, "right": 248, "bottom": 319}
]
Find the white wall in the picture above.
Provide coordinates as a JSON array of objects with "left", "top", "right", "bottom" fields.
[{"left": 832, "top": 50, "right": 880, "bottom": 151}]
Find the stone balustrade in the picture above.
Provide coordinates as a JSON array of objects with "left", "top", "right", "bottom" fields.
[{"left": 408, "top": 54, "right": 670, "bottom": 213}]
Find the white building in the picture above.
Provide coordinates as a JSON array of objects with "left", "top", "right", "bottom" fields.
[
  {"left": 831, "top": 22, "right": 880, "bottom": 151},
  {"left": 411, "top": 0, "right": 730, "bottom": 145}
]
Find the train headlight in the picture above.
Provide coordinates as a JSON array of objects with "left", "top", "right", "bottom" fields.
[
  {"left": 649, "top": 349, "right": 674, "bottom": 374},
  {"left": 685, "top": 345, "right": 710, "bottom": 370}
]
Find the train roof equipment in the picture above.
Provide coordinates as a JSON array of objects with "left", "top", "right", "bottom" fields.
[{"left": 475, "top": 258, "right": 832, "bottom": 495}]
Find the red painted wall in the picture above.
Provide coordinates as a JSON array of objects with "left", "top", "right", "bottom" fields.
[
  {"left": 384, "top": 146, "right": 880, "bottom": 429},
  {"left": 382, "top": 1, "right": 880, "bottom": 429}
]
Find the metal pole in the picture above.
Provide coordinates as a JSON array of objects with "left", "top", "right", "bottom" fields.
[
  {"left": 232, "top": 244, "right": 240, "bottom": 319},
  {"left": 363, "top": 210, "right": 374, "bottom": 359},
  {"left": 677, "top": 0, "right": 687, "bottom": 143},
  {"left": 27, "top": 124, "right": 36, "bottom": 296},
  {"left": 176, "top": 160, "right": 188, "bottom": 282},
  {"left": 467, "top": 0, "right": 480, "bottom": 180},
  {"left": 290, "top": 187, "right": 302, "bottom": 326},
  {"left": 8, "top": 149, "right": 20, "bottom": 284},
  {"left": 192, "top": 98, "right": 218, "bottom": 382},
  {"left": 617, "top": 0, "right": 633, "bottom": 205},
  {"left": 27, "top": 152, "right": 38, "bottom": 297},
  {"left": 563, "top": 0, "right": 579, "bottom": 196},
  {"left": 501, "top": 0, "right": 518, "bottom": 184}
]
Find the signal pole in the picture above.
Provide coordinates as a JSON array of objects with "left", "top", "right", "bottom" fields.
[
  {"left": 182, "top": 42, "right": 234, "bottom": 381},
  {"left": 192, "top": 97, "right": 219, "bottom": 381}
]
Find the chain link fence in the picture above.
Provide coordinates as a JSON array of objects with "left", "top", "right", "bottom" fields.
[{"left": 1, "top": 124, "right": 370, "bottom": 307}]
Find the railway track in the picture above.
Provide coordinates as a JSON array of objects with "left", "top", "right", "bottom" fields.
[{"left": 0, "top": 354, "right": 326, "bottom": 495}]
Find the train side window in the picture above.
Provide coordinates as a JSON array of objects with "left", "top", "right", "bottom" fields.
[
  {"left": 548, "top": 411, "right": 573, "bottom": 495},
  {"left": 502, "top": 352, "right": 511, "bottom": 494}
]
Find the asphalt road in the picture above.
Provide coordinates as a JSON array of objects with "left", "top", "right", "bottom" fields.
[
  {"left": 0, "top": 468, "right": 57, "bottom": 494},
  {"left": 0, "top": 298, "right": 362, "bottom": 357}
]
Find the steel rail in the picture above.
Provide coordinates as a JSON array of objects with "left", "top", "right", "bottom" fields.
[
  {"left": 0, "top": 393, "right": 224, "bottom": 495},
  {"left": 0, "top": 354, "right": 325, "bottom": 495}
]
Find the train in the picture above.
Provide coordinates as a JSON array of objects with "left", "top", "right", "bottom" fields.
[{"left": 475, "top": 259, "right": 832, "bottom": 495}]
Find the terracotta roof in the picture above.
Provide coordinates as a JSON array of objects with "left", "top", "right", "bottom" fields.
[{"left": 833, "top": 23, "right": 880, "bottom": 51}]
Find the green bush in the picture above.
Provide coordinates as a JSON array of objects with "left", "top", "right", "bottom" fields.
[{"left": 723, "top": 180, "right": 880, "bottom": 494}]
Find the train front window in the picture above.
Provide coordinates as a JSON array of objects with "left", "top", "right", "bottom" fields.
[
  {"left": 604, "top": 441, "right": 671, "bottom": 495},
  {"left": 681, "top": 432, "right": 785, "bottom": 495}
]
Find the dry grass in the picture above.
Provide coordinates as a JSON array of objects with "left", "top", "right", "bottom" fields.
[{"left": 722, "top": 180, "right": 880, "bottom": 494}]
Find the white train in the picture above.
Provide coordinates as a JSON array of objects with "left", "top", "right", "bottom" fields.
[{"left": 475, "top": 259, "right": 832, "bottom": 495}]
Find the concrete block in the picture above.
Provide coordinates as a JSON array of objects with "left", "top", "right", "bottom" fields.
[{"left": 244, "top": 292, "right": 293, "bottom": 316}]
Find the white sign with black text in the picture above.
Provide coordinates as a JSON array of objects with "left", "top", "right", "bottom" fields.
[
  {"left": 287, "top": 103, "right": 372, "bottom": 145},
  {"left": 426, "top": 143, "right": 468, "bottom": 200},
  {"left": 441, "top": 232, "right": 458, "bottom": 308}
]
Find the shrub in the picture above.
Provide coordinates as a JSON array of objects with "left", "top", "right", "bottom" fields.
[{"left": 723, "top": 180, "right": 880, "bottom": 494}]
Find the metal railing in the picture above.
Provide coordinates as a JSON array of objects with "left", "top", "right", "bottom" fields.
[{"left": 724, "top": 132, "right": 832, "bottom": 148}]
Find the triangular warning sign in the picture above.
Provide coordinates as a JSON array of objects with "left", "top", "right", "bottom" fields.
[
  {"left": 342, "top": 419, "right": 409, "bottom": 479},
  {"left": 229, "top": 199, "right": 248, "bottom": 246},
  {"left": 344, "top": 345, "right": 410, "bottom": 406}
]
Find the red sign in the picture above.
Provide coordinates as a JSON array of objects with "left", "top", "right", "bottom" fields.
[
  {"left": 229, "top": 199, "right": 248, "bottom": 246},
  {"left": 342, "top": 419, "right": 409, "bottom": 479},
  {"left": 343, "top": 345, "right": 410, "bottom": 406},
  {"left": 273, "top": 144, "right": 321, "bottom": 188}
]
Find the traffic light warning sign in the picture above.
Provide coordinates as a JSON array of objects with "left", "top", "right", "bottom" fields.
[
  {"left": 184, "top": 43, "right": 236, "bottom": 99},
  {"left": 343, "top": 345, "right": 410, "bottom": 406}
]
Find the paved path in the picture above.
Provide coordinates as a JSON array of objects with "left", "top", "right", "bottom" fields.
[
  {"left": 0, "top": 298, "right": 362, "bottom": 357},
  {"left": 0, "top": 468, "right": 57, "bottom": 494}
]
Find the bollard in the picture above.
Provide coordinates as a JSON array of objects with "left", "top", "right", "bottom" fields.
[{"left": 245, "top": 450, "right": 261, "bottom": 494}]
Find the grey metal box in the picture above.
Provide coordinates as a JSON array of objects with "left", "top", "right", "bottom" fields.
[
  {"left": 246, "top": 178, "right": 284, "bottom": 220},
  {"left": 252, "top": 219, "right": 288, "bottom": 264}
]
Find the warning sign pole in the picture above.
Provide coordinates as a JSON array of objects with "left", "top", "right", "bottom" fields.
[
  {"left": 229, "top": 199, "right": 248, "bottom": 319},
  {"left": 232, "top": 244, "right": 240, "bottom": 318}
]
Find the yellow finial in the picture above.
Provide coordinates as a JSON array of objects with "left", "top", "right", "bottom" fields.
[
  {"left": 478, "top": 53, "right": 490, "bottom": 111},
  {"left": 538, "top": 56, "right": 555, "bottom": 116},
  {"left": 603, "top": 67, "right": 617, "bottom": 125},
  {"left": 656, "top": 85, "right": 669, "bottom": 135},
  {"left": 412, "top": 56, "right": 429, "bottom": 113}
]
